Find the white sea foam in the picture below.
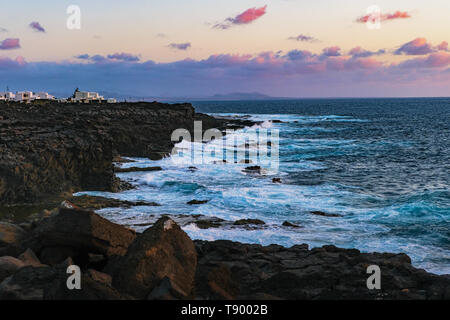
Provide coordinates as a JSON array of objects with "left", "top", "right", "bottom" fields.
[{"left": 74, "top": 112, "right": 450, "bottom": 275}]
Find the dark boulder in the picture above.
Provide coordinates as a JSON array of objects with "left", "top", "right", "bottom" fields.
[
  {"left": 0, "top": 265, "right": 124, "bottom": 300},
  {"left": 27, "top": 208, "right": 136, "bottom": 264},
  {"left": 234, "top": 219, "right": 265, "bottom": 226},
  {"left": 111, "top": 217, "right": 197, "bottom": 299},
  {"left": 310, "top": 211, "right": 343, "bottom": 218},
  {"left": 242, "top": 166, "right": 262, "bottom": 174},
  {"left": 18, "top": 248, "right": 44, "bottom": 267},
  {"left": 148, "top": 276, "right": 189, "bottom": 300},
  {"left": 0, "top": 222, "right": 26, "bottom": 247},
  {"left": 195, "top": 265, "right": 240, "bottom": 300},
  {"left": 0, "top": 256, "right": 25, "bottom": 283},
  {"left": 114, "top": 166, "right": 163, "bottom": 173},
  {"left": 187, "top": 200, "right": 209, "bottom": 205},
  {"left": 282, "top": 221, "right": 302, "bottom": 228}
]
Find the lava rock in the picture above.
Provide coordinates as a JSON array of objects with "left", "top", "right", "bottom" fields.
[
  {"left": 187, "top": 200, "right": 209, "bottom": 205},
  {"left": 310, "top": 211, "right": 343, "bottom": 218},
  {"left": 233, "top": 219, "right": 266, "bottom": 226},
  {"left": 27, "top": 208, "right": 137, "bottom": 261},
  {"left": 115, "top": 166, "right": 163, "bottom": 173},
  {"left": 0, "top": 256, "right": 25, "bottom": 282},
  {"left": 148, "top": 276, "right": 188, "bottom": 300},
  {"left": 282, "top": 221, "right": 302, "bottom": 228},
  {"left": 0, "top": 101, "right": 253, "bottom": 206},
  {"left": 0, "top": 265, "right": 124, "bottom": 300},
  {"left": 111, "top": 217, "right": 197, "bottom": 299},
  {"left": 194, "top": 240, "right": 450, "bottom": 300},
  {"left": 0, "top": 223, "right": 26, "bottom": 247},
  {"left": 18, "top": 248, "right": 44, "bottom": 267},
  {"left": 242, "top": 166, "right": 262, "bottom": 174}
]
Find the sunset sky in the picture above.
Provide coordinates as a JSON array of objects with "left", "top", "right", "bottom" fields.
[{"left": 1, "top": 0, "right": 449, "bottom": 97}]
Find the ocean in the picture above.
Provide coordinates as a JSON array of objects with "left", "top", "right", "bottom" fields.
[{"left": 76, "top": 98, "right": 450, "bottom": 275}]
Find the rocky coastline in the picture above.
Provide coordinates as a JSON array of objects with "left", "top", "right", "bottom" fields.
[
  {"left": 0, "top": 204, "right": 449, "bottom": 300},
  {"left": 0, "top": 101, "right": 252, "bottom": 208},
  {"left": 0, "top": 101, "right": 449, "bottom": 300}
]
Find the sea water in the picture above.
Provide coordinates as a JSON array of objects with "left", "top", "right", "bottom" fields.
[{"left": 76, "top": 98, "right": 450, "bottom": 275}]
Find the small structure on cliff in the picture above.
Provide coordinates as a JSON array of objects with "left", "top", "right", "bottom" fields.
[
  {"left": 72, "top": 91, "right": 104, "bottom": 103},
  {"left": 0, "top": 88, "right": 117, "bottom": 104},
  {"left": 0, "top": 91, "right": 55, "bottom": 102},
  {"left": 69, "top": 88, "right": 116, "bottom": 103},
  {"left": 0, "top": 91, "right": 15, "bottom": 101}
]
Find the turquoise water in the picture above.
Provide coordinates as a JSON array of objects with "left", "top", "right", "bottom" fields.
[{"left": 77, "top": 98, "right": 450, "bottom": 275}]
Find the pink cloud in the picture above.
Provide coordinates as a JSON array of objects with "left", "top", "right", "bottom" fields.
[
  {"left": 398, "top": 52, "right": 450, "bottom": 68},
  {"left": 0, "top": 38, "right": 21, "bottom": 50},
  {"left": 395, "top": 38, "right": 434, "bottom": 55},
  {"left": 3, "top": 49, "right": 449, "bottom": 97},
  {"left": 233, "top": 5, "right": 267, "bottom": 24},
  {"left": 322, "top": 46, "right": 341, "bottom": 57},
  {"left": 437, "top": 41, "right": 449, "bottom": 51},
  {"left": 349, "top": 46, "right": 386, "bottom": 58},
  {"left": 384, "top": 11, "right": 412, "bottom": 21},
  {"left": 347, "top": 57, "right": 383, "bottom": 69},
  {"left": 357, "top": 11, "right": 411, "bottom": 23},
  {"left": 395, "top": 38, "right": 449, "bottom": 56},
  {"left": 214, "top": 5, "right": 267, "bottom": 29},
  {"left": 0, "top": 56, "right": 26, "bottom": 68},
  {"left": 423, "top": 52, "right": 450, "bottom": 68},
  {"left": 29, "top": 21, "right": 46, "bottom": 33}
]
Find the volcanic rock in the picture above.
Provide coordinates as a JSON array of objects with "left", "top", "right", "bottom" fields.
[
  {"left": 233, "top": 219, "right": 266, "bottom": 226},
  {"left": 310, "top": 211, "right": 343, "bottom": 218},
  {"left": 0, "top": 256, "right": 25, "bottom": 282},
  {"left": 282, "top": 221, "right": 302, "bottom": 228},
  {"left": 111, "top": 217, "right": 197, "bottom": 299},
  {"left": 26, "top": 208, "right": 136, "bottom": 264},
  {"left": 187, "top": 200, "right": 209, "bottom": 205},
  {"left": 0, "top": 222, "right": 26, "bottom": 247},
  {"left": 115, "top": 166, "right": 163, "bottom": 173}
]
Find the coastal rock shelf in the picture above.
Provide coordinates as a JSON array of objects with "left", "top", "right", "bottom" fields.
[
  {"left": 0, "top": 207, "right": 448, "bottom": 300},
  {"left": 0, "top": 101, "right": 243, "bottom": 206}
]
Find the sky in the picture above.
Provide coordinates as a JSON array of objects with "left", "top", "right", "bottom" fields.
[{"left": 0, "top": 0, "right": 449, "bottom": 98}]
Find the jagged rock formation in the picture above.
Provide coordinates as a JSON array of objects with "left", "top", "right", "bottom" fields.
[
  {"left": 0, "top": 209, "right": 448, "bottom": 300},
  {"left": 0, "top": 101, "right": 240, "bottom": 205}
]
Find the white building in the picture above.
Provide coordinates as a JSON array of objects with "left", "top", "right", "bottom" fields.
[
  {"left": 107, "top": 98, "right": 117, "bottom": 103},
  {"left": 0, "top": 92, "right": 16, "bottom": 101},
  {"left": 15, "top": 91, "right": 34, "bottom": 102},
  {"left": 34, "top": 92, "right": 55, "bottom": 100},
  {"left": 73, "top": 91, "right": 105, "bottom": 103}
]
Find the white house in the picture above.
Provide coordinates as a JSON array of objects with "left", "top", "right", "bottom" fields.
[
  {"left": 107, "top": 98, "right": 117, "bottom": 103},
  {"left": 15, "top": 91, "right": 34, "bottom": 102},
  {"left": 34, "top": 92, "right": 55, "bottom": 100},
  {"left": 0, "top": 92, "right": 15, "bottom": 101},
  {"left": 73, "top": 91, "right": 105, "bottom": 103}
]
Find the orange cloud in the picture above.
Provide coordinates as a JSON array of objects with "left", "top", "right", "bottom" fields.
[
  {"left": 214, "top": 5, "right": 267, "bottom": 29},
  {"left": 357, "top": 11, "right": 411, "bottom": 23}
]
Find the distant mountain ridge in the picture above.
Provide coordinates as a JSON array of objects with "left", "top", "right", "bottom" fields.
[{"left": 208, "top": 92, "right": 282, "bottom": 101}]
